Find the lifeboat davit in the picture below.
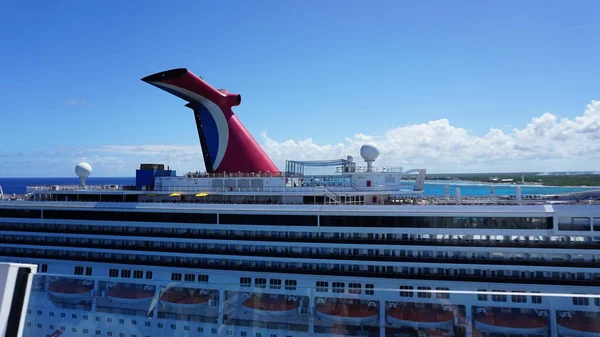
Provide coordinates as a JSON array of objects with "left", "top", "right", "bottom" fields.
[
  {"left": 242, "top": 294, "right": 299, "bottom": 316},
  {"left": 48, "top": 279, "right": 93, "bottom": 302},
  {"left": 316, "top": 299, "right": 378, "bottom": 325},
  {"left": 387, "top": 306, "right": 453, "bottom": 329},
  {"left": 160, "top": 288, "right": 210, "bottom": 309},
  {"left": 107, "top": 284, "right": 154, "bottom": 304},
  {"left": 474, "top": 310, "right": 548, "bottom": 335},
  {"left": 558, "top": 312, "right": 600, "bottom": 337}
]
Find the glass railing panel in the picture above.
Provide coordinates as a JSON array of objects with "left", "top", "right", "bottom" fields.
[{"left": 21, "top": 273, "right": 600, "bottom": 337}]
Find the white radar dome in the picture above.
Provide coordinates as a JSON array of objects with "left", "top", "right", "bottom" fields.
[
  {"left": 346, "top": 154, "right": 354, "bottom": 162},
  {"left": 75, "top": 162, "right": 92, "bottom": 178},
  {"left": 360, "top": 144, "right": 379, "bottom": 162}
]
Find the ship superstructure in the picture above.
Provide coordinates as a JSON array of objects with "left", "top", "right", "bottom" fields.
[{"left": 1, "top": 68, "right": 600, "bottom": 337}]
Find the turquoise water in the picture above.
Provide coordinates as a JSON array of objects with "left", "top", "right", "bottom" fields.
[{"left": 422, "top": 180, "right": 596, "bottom": 196}]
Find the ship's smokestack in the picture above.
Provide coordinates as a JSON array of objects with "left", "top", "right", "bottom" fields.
[{"left": 142, "top": 68, "right": 279, "bottom": 174}]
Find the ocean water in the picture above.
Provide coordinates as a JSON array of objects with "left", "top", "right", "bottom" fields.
[
  {"left": 0, "top": 177, "right": 136, "bottom": 194},
  {"left": 0, "top": 177, "right": 595, "bottom": 196},
  {"left": 421, "top": 180, "right": 594, "bottom": 196}
]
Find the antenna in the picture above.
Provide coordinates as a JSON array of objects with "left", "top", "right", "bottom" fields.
[
  {"left": 75, "top": 162, "right": 92, "bottom": 188},
  {"left": 360, "top": 144, "right": 379, "bottom": 172}
]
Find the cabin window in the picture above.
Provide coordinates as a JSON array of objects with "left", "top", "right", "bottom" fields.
[
  {"left": 349, "top": 283, "right": 361, "bottom": 294},
  {"left": 109, "top": 269, "right": 119, "bottom": 278},
  {"left": 332, "top": 282, "right": 345, "bottom": 293},
  {"left": 184, "top": 273, "right": 195, "bottom": 282},
  {"left": 219, "top": 214, "right": 317, "bottom": 226},
  {"left": 255, "top": 278, "right": 266, "bottom": 288},
  {"left": 531, "top": 292, "right": 543, "bottom": 304},
  {"left": 198, "top": 274, "right": 209, "bottom": 283},
  {"left": 573, "top": 296, "right": 590, "bottom": 306},
  {"left": 399, "top": 286, "right": 413, "bottom": 297},
  {"left": 316, "top": 281, "right": 328, "bottom": 292},
  {"left": 559, "top": 217, "right": 591, "bottom": 231},
  {"left": 0, "top": 209, "right": 41, "bottom": 219},
  {"left": 477, "top": 289, "right": 487, "bottom": 301},
  {"left": 365, "top": 284, "right": 375, "bottom": 295},
  {"left": 417, "top": 286, "right": 432, "bottom": 298},
  {"left": 269, "top": 279, "right": 282, "bottom": 289},
  {"left": 285, "top": 280, "right": 297, "bottom": 290},
  {"left": 171, "top": 273, "right": 182, "bottom": 281},
  {"left": 42, "top": 210, "right": 217, "bottom": 224},
  {"left": 511, "top": 291, "right": 527, "bottom": 303},
  {"left": 491, "top": 290, "right": 507, "bottom": 302},
  {"left": 436, "top": 287, "right": 450, "bottom": 299},
  {"left": 594, "top": 217, "right": 600, "bottom": 231}
]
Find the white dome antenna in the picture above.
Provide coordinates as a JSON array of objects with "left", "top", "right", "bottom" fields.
[
  {"left": 346, "top": 154, "right": 354, "bottom": 162},
  {"left": 75, "top": 162, "right": 92, "bottom": 188},
  {"left": 360, "top": 144, "right": 379, "bottom": 172}
]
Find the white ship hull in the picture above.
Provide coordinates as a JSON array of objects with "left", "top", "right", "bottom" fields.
[{"left": 7, "top": 257, "right": 600, "bottom": 337}]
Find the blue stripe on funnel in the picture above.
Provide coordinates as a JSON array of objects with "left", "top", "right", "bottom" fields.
[{"left": 197, "top": 105, "right": 219, "bottom": 166}]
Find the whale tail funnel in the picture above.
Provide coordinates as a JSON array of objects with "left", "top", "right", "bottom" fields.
[{"left": 142, "top": 68, "right": 280, "bottom": 174}]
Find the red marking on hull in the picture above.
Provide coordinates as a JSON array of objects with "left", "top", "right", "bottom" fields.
[{"left": 46, "top": 329, "right": 63, "bottom": 337}]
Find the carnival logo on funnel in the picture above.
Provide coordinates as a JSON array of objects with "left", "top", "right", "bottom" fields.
[{"left": 142, "top": 68, "right": 279, "bottom": 175}]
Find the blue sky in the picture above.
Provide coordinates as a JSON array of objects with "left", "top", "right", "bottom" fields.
[{"left": 1, "top": 0, "right": 600, "bottom": 176}]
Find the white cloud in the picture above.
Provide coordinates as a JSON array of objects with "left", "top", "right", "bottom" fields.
[
  {"left": 1, "top": 100, "right": 600, "bottom": 176},
  {"left": 261, "top": 100, "right": 600, "bottom": 173}
]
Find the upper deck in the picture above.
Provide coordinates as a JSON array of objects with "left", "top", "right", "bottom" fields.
[{"left": 4, "top": 67, "right": 599, "bottom": 207}]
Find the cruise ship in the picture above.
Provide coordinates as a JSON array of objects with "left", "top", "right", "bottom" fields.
[{"left": 2, "top": 68, "right": 600, "bottom": 337}]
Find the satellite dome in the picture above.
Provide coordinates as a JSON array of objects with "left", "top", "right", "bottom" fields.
[
  {"left": 360, "top": 144, "right": 379, "bottom": 162},
  {"left": 75, "top": 162, "right": 92, "bottom": 178},
  {"left": 346, "top": 154, "right": 354, "bottom": 162}
]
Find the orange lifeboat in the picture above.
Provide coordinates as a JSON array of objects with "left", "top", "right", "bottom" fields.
[
  {"left": 107, "top": 284, "right": 154, "bottom": 304},
  {"left": 316, "top": 299, "right": 378, "bottom": 325},
  {"left": 47, "top": 279, "right": 93, "bottom": 303},
  {"left": 557, "top": 312, "right": 600, "bottom": 337},
  {"left": 242, "top": 294, "right": 299, "bottom": 316},
  {"left": 160, "top": 287, "right": 210, "bottom": 309},
  {"left": 473, "top": 308, "right": 548, "bottom": 335},
  {"left": 386, "top": 306, "right": 453, "bottom": 329}
]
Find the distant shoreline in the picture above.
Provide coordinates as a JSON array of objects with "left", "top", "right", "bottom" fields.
[
  {"left": 424, "top": 179, "right": 600, "bottom": 189},
  {"left": 424, "top": 173, "right": 600, "bottom": 188}
]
